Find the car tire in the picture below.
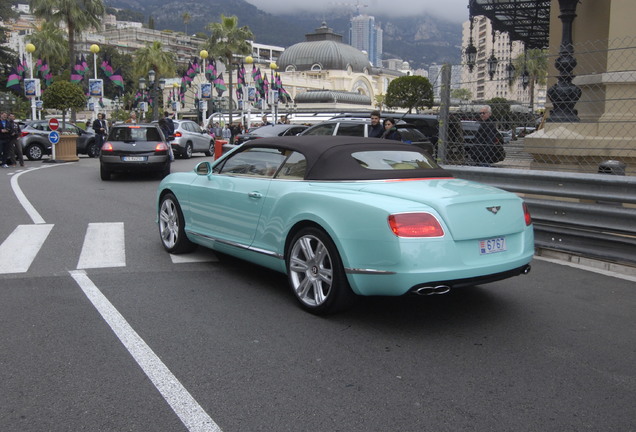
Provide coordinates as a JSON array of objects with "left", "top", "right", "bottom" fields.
[
  {"left": 184, "top": 142, "right": 193, "bottom": 159},
  {"left": 204, "top": 141, "right": 214, "bottom": 157},
  {"left": 158, "top": 193, "right": 196, "bottom": 254},
  {"left": 87, "top": 141, "right": 100, "bottom": 158},
  {"left": 286, "top": 227, "right": 356, "bottom": 315},
  {"left": 100, "top": 164, "right": 111, "bottom": 181},
  {"left": 25, "top": 144, "right": 44, "bottom": 161}
]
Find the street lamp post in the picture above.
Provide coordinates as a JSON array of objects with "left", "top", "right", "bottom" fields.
[
  {"left": 244, "top": 55, "right": 253, "bottom": 130},
  {"left": 140, "top": 70, "right": 165, "bottom": 121},
  {"left": 200, "top": 49, "right": 209, "bottom": 126},
  {"left": 25, "top": 43, "right": 37, "bottom": 120},
  {"left": 172, "top": 82, "right": 180, "bottom": 115},
  {"left": 90, "top": 44, "right": 100, "bottom": 120},
  {"left": 269, "top": 62, "right": 278, "bottom": 123}
]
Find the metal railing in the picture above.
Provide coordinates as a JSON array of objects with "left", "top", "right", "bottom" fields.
[{"left": 444, "top": 166, "right": 636, "bottom": 266}]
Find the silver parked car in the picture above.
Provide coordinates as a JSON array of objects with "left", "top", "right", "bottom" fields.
[
  {"left": 169, "top": 120, "right": 215, "bottom": 159},
  {"left": 19, "top": 120, "right": 99, "bottom": 160}
]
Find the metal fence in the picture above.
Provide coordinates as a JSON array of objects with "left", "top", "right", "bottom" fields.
[{"left": 437, "top": 36, "right": 636, "bottom": 176}]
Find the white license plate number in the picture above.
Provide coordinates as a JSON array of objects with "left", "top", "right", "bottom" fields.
[
  {"left": 122, "top": 156, "right": 147, "bottom": 162},
  {"left": 479, "top": 237, "right": 506, "bottom": 254}
]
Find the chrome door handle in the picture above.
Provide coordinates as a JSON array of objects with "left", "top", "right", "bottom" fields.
[{"left": 248, "top": 192, "right": 262, "bottom": 199}]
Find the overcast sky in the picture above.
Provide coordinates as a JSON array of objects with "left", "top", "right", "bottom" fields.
[{"left": 243, "top": 0, "right": 469, "bottom": 22}]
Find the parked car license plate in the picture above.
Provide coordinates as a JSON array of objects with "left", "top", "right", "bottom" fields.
[
  {"left": 122, "top": 156, "right": 147, "bottom": 162},
  {"left": 479, "top": 237, "right": 506, "bottom": 254}
]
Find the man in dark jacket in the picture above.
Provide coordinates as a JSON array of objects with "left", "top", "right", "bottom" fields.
[
  {"left": 472, "top": 105, "right": 502, "bottom": 166},
  {"left": 369, "top": 110, "right": 383, "bottom": 138},
  {"left": 0, "top": 111, "right": 14, "bottom": 168}
]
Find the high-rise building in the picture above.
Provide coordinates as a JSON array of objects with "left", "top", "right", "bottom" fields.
[{"left": 349, "top": 14, "right": 383, "bottom": 67}]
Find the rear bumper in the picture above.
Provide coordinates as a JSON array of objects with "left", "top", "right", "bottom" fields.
[{"left": 100, "top": 154, "right": 169, "bottom": 172}]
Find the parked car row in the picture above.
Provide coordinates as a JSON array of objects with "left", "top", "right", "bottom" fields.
[{"left": 18, "top": 120, "right": 100, "bottom": 160}]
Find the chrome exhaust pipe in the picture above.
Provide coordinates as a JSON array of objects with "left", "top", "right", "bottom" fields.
[
  {"left": 415, "top": 285, "right": 451, "bottom": 296},
  {"left": 522, "top": 265, "right": 531, "bottom": 275}
]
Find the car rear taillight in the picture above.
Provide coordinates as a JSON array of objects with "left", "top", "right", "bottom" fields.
[
  {"left": 102, "top": 142, "right": 113, "bottom": 152},
  {"left": 20, "top": 131, "right": 30, "bottom": 137},
  {"left": 155, "top": 142, "right": 169, "bottom": 152},
  {"left": 173, "top": 131, "right": 182, "bottom": 138},
  {"left": 388, "top": 213, "right": 444, "bottom": 238},
  {"left": 523, "top": 202, "right": 532, "bottom": 226}
]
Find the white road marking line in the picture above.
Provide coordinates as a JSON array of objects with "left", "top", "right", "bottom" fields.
[
  {"left": 0, "top": 224, "right": 54, "bottom": 274},
  {"left": 10, "top": 166, "right": 52, "bottom": 224},
  {"left": 170, "top": 249, "right": 219, "bottom": 263},
  {"left": 77, "top": 222, "right": 126, "bottom": 269},
  {"left": 69, "top": 270, "right": 222, "bottom": 432}
]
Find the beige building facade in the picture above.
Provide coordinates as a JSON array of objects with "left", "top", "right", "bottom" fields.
[{"left": 525, "top": 0, "right": 636, "bottom": 174}]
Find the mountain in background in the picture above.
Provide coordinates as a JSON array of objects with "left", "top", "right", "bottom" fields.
[{"left": 105, "top": 0, "right": 462, "bottom": 70}]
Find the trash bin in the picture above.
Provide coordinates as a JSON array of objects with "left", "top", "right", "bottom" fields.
[
  {"left": 214, "top": 140, "right": 227, "bottom": 160},
  {"left": 598, "top": 160, "right": 626, "bottom": 175}
]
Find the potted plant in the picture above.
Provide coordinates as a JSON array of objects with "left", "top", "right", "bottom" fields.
[{"left": 41, "top": 81, "right": 86, "bottom": 161}]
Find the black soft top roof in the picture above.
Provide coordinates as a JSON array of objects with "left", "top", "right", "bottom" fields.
[{"left": 237, "top": 136, "right": 452, "bottom": 180}]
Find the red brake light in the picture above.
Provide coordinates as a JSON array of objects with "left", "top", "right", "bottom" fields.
[
  {"left": 388, "top": 213, "right": 444, "bottom": 237},
  {"left": 173, "top": 131, "right": 182, "bottom": 138},
  {"left": 155, "top": 142, "right": 168, "bottom": 151},
  {"left": 102, "top": 142, "right": 113, "bottom": 152},
  {"left": 21, "top": 131, "right": 30, "bottom": 137},
  {"left": 523, "top": 202, "right": 532, "bottom": 226}
]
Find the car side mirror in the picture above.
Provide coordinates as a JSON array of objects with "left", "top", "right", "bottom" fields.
[{"left": 195, "top": 161, "right": 212, "bottom": 176}]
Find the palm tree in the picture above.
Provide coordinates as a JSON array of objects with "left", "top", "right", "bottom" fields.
[
  {"left": 182, "top": 12, "right": 191, "bottom": 35},
  {"left": 27, "top": 21, "right": 68, "bottom": 74},
  {"left": 134, "top": 41, "right": 176, "bottom": 120},
  {"left": 133, "top": 41, "right": 176, "bottom": 78},
  {"left": 30, "top": 0, "right": 105, "bottom": 73},
  {"left": 204, "top": 14, "right": 254, "bottom": 124},
  {"left": 513, "top": 48, "right": 548, "bottom": 113}
]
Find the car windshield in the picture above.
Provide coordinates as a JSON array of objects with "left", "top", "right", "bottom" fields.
[{"left": 109, "top": 126, "right": 161, "bottom": 142}]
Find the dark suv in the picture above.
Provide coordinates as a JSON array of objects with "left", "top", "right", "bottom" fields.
[
  {"left": 18, "top": 120, "right": 99, "bottom": 160},
  {"left": 300, "top": 118, "right": 435, "bottom": 155}
]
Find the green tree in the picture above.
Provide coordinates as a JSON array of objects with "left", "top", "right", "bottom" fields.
[
  {"left": 27, "top": 21, "right": 68, "bottom": 75},
  {"left": 204, "top": 14, "right": 254, "bottom": 124},
  {"left": 385, "top": 76, "right": 434, "bottom": 113},
  {"left": 182, "top": 12, "right": 191, "bottom": 35},
  {"left": 30, "top": 0, "right": 105, "bottom": 73},
  {"left": 100, "top": 45, "right": 134, "bottom": 98},
  {"left": 133, "top": 41, "right": 175, "bottom": 120},
  {"left": 451, "top": 88, "right": 472, "bottom": 102},
  {"left": 486, "top": 97, "right": 512, "bottom": 129},
  {"left": 513, "top": 48, "right": 548, "bottom": 113},
  {"left": 0, "top": 0, "right": 19, "bottom": 65},
  {"left": 42, "top": 80, "right": 86, "bottom": 127}
]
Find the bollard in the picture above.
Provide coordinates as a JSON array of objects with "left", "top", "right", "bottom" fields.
[
  {"left": 214, "top": 140, "right": 227, "bottom": 160},
  {"left": 598, "top": 160, "right": 626, "bottom": 176}
]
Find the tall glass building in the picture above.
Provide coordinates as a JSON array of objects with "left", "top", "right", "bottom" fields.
[{"left": 349, "top": 15, "right": 383, "bottom": 67}]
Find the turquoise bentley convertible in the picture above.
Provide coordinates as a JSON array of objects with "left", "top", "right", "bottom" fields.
[{"left": 157, "top": 136, "right": 534, "bottom": 314}]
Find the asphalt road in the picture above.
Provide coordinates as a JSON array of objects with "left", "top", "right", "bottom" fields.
[{"left": 1, "top": 156, "right": 635, "bottom": 432}]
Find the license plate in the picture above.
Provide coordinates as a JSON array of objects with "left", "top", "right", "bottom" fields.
[
  {"left": 479, "top": 237, "right": 506, "bottom": 254},
  {"left": 122, "top": 156, "right": 147, "bottom": 162}
]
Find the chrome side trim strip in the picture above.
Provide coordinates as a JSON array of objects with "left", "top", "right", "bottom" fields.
[
  {"left": 186, "top": 230, "right": 283, "bottom": 260},
  {"left": 345, "top": 268, "right": 396, "bottom": 275}
]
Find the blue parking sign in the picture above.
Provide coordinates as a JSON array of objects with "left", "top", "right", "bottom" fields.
[{"left": 48, "top": 131, "right": 60, "bottom": 144}]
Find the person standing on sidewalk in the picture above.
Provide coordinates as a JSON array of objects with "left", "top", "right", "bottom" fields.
[
  {"left": 6, "top": 113, "right": 24, "bottom": 166},
  {"left": 0, "top": 111, "right": 14, "bottom": 168}
]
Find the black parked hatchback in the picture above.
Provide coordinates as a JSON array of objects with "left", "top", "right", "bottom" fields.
[{"left": 99, "top": 124, "right": 171, "bottom": 180}]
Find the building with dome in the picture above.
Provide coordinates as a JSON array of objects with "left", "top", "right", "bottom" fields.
[{"left": 277, "top": 22, "right": 403, "bottom": 112}]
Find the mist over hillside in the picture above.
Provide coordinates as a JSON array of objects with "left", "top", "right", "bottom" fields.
[{"left": 105, "top": 0, "right": 462, "bottom": 70}]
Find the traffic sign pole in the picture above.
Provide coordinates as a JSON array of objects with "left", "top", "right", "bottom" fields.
[{"left": 49, "top": 118, "right": 59, "bottom": 160}]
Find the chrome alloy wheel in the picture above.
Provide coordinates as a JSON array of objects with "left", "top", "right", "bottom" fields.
[
  {"left": 288, "top": 234, "right": 334, "bottom": 307},
  {"left": 159, "top": 197, "right": 179, "bottom": 249}
]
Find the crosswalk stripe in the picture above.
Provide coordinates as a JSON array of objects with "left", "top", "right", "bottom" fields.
[
  {"left": 170, "top": 249, "right": 219, "bottom": 264},
  {"left": 0, "top": 224, "right": 54, "bottom": 274},
  {"left": 77, "top": 222, "right": 126, "bottom": 269}
]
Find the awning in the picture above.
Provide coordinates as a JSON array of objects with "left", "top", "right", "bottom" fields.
[{"left": 469, "top": 0, "right": 551, "bottom": 49}]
